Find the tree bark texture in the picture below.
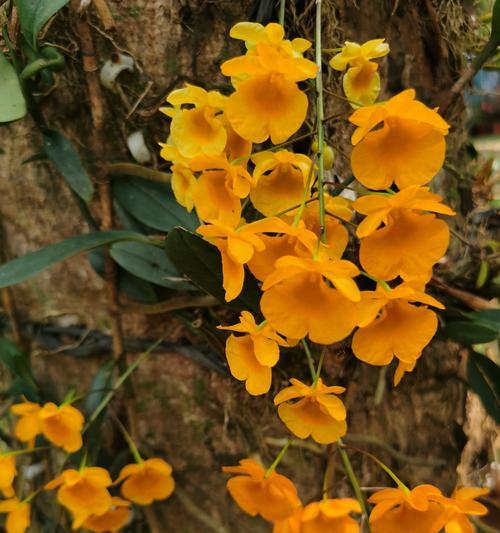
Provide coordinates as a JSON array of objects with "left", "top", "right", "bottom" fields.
[{"left": 0, "top": 1, "right": 496, "bottom": 531}]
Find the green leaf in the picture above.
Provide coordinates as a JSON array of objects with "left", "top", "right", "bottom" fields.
[
  {"left": 112, "top": 176, "right": 198, "bottom": 232},
  {"left": 441, "top": 321, "right": 498, "bottom": 344},
  {"left": 466, "top": 309, "right": 500, "bottom": 333},
  {"left": 15, "top": 0, "right": 70, "bottom": 47},
  {"left": 0, "top": 230, "right": 147, "bottom": 288},
  {"left": 84, "top": 360, "right": 115, "bottom": 416},
  {"left": 467, "top": 352, "right": 500, "bottom": 423},
  {"left": 43, "top": 130, "right": 94, "bottom": 202},
  {"left": 0, "top": 50, "right": 27, "bottom": 123},
  {"left": 88, "top": 249, "right": 158, "bottom": 304},
  {"left": 165, "top": 227, "right": 261, "bottom": 314},
  {"left": 0, "top": 338, "right": 38, "bottom": 398},
  {"left": 110, "top": 241, "right": 194, "bottom": 290}
]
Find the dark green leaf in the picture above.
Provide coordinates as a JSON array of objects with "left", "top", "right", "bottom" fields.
[
  {"left": 0, "top": 338, "right": 38, "bottom": 398},
  {"left": 84, "top": 360, "right": 115, "bottom": 416},
  {"left": 0, "top": 50, "right": 27, "bottom": 123},
  {"left": 0, "top": 230, "right": 147, "bottom": 288},
  {"left": 466, "top": 309, "right": 500, "bottom": 333},
  {"left": 110, "top": 241, "right": 193, "bottom": 290},
  {"left": 88, "top": 249, "right": 158, "bottom": 303},
  {"left": 22, "top": 152, "right": 48, "bottom": 164},
  {"left": 165, "top": 227, "right": 261, "bottom": 314},
  {"left": 112, "top": 176, "right": 198, "bottom": 232},
  {"left": 441, "top": 321, "right": 498, "bottom": 344},
  {"left": 467, "top": 352, "right": 500, "bottom": 423},
  {"left": 15, "top": 0, "right": 70, "bottom": 47},
  {"left": 43, "top": 130, "right": 94, "bottom": 202}
]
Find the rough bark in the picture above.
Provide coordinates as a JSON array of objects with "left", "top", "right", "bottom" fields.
[{"left": 0, "top": 1, "right": 495, "bottom": 531}]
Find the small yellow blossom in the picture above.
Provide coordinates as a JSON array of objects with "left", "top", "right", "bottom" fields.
[
  {"left": 301, "top": 498, "right": 361, "bottom": 532},
  {"left": 230, "top": 22, "right": 312, "bottom": 58},
  {"left": 250, "top": 150, "right": 313, "bottom": 216},
  {"left": 45, "top": 467, "right": 113, "bottom": 529},
  {"left": 161, "top": 84, "right": 227, "bottom": 159},
  {"left": 190, "top": 153, "right": 254, "bottom": 199},
  {"left": 330, "top": 39, "right": 389, "bottom": 107},
  {"left": 353, "top": 283, "right": 444, "bottom": 384},
  {"left": 442, "top": 487, "right": 489, "bottom": 533},
  {"left": 247, "top": 222, "right": 319, "bottom": 281},
  {"left": 198, "top": 217, "right": 316, "bottom": 301},
  {"left": 0, "top": 454, "right": 16, "bottom": 497},
  {"left": 115, "top": 458, "right": 175, "bottom": 505},
  {"left": 222, "top": 458, "right": 301, "bottom": 521},
  {"left": 218, "top": 311, "right": 289, "bottom": 395},
  {"left": 369, "top": 485, "right": 448, "bottom": 533},
  {"left": 274, "top": 378, "right": 347, "bottom": 444},
  {"left": 10, "top": 401, "right": 42, "bottom": 447},
  {"left": 171, "top": 164, "right": 197, "bottom": 212},
  {"left": 354, "top": 186, "right": 455, "bottom": 281},
  {"left": 39, "top": 402, "right": 84, "bottom": 453},
  {"left": 0, "top": 498, "right": 30, "bottom": 533},
  {"left": 82, "top": 497, "right": 131, "bottom": 533},
  {"left": 349, "top": 89, "right": 450, "bottom": 190},
  {"left": 221, "top": 23, "right": 317, "bottom": 144},
  {"left": 284, "top": 195, "right": 352, "bottom": 259},
  {"left": 260, "top": 255, "right": 360, "bottom": 344}
]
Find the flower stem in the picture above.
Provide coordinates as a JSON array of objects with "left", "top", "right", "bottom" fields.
[
  {"left": 279, "top": 0, "right": 286, "bottom": 26},
  {"left": 312, "top": 347, "right": 326, "bottom": 386},
  {"left": 293, "top": 160, "right": 315, "bottom": 227},
  {"left": 113, "top": 414, "right": 143, "bottom": 464},
  {"left": 265, "top": 440, "right": 290, "bottom": 478},
  {"left": 315, "top": 0, "right": 326, "bottom": 244},
  {"left": 301, "top": 339, "right": 316, "bottom": 381},
  {"left": 343, "top": 443, "right": 410, "bottom": 494},
  {"left": 337, "top": 440, "right": 371, "bottom": 529}
]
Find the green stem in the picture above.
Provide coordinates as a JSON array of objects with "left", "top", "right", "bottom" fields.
[
  {"left": 301, "top": 339, "right": 316, "bottom": 381},
  {"left": 265, "top": 440, "right": 290, "bottom": 478},
  {"left": 279, "top": 0, "right": 286, "bottom": 26},
  {"left": 360, "top": 271, "right": 391, "bottom": 292},
  {"left": 19, "top": 48, "right": 65, "bottom": 81},
  {"left": 84, "top": 337, "right": 164, "bottom": 429},
  {"left": 343, "top": 443, "right": 410, "bottom": 494},
  {"left": 315, "top": 0, "right": 326, "bottom": 244},
  {"left": 337, "top": 440, "right": 371, "bottom": 528},
  {"left": 312, "top": 347, "right": 326, "bottom": 386},
  {"left": 113, "top": 415, "right": 143, "bottom": 464},
  {"left": 293, "top": 160, "right": 315, "bottom": 227}
]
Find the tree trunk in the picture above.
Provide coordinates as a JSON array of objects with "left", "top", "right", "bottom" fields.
[{"left": 0, "top": 1, "right": 494, "bottom": 531}]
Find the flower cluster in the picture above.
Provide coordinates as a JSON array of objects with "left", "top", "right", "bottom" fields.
[
  {"left": 45, "top": 458, "right": 174, "bottom": 530},
  {"left": 222, "top": 460, "right": 489, "bottom": 533},
  {"left": 159, "top": 18, "right": 489, "bottom": 533},
  {"left": 160, "top": 20, "right": 455, "bottom": 441},
  {"left": 1, "top": 400, "right": 175, "bottom": 532}
]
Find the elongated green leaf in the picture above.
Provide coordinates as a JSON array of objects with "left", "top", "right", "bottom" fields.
[
  {"left": 0, "top": 231, "right": 147, "bottom": 288},
  {"left": 112, "top": 176, "right": 198, "bottom": 232},
  {"left": 165, "top": 227, "right": 261, "bottom": 313},
  {"left": 0, "top": 338, "right": 36, "bottom": 386},
  {"left": 43, "top": 130, "right": 94, "bottom": 202},
  {"left": 441, "top": 321, "right": 498, "bottom": 344},
  {"left": 110, "top": 241, "right": 193, "bottom": 290},
  {"left": 0, "top": 51, "right": 27, "bottom": 123},
  {"left": 88, "top": 249, "right": 158, "bottom": 304},
  {"left": 15, "top": 0, "right": 70, "bottom": 47},
  {"left": 0, "top": 338, "right": 38, "bottom": 399},
  {"left": 85, "top": 360, "right": 115, "bottom": 416},
  {"left": 467, "top": 352, "right": 500, "bottom": 423},
  {"left": 466, "top": 309, "right": 500, "bottom": 333}
]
